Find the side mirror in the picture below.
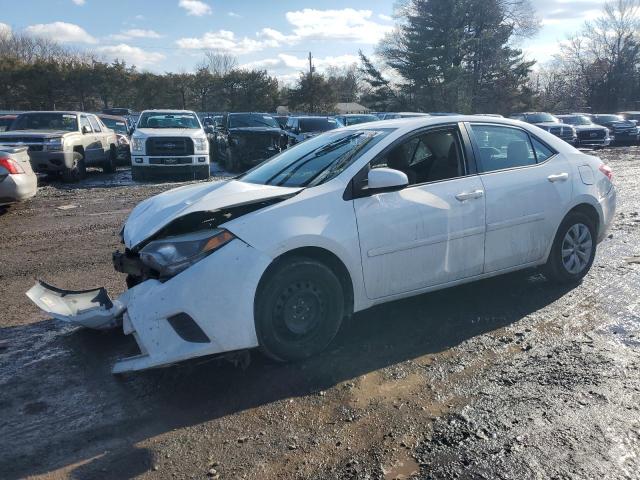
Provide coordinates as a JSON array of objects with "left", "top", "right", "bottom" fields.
[
  {"left": 367, "top": 168, "right": 409, "bottom": 192},
  {"left": 81, "top": 125, "right": 91, "bottom": 134}
]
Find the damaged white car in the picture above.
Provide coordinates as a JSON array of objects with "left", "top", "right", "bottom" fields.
[{"left": 27, "top": 116, "right": 616, "bottom": 374}]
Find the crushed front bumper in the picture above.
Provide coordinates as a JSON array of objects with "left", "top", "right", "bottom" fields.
[{"left": 26, "top": 240, "right": 271, "bottom": 374}]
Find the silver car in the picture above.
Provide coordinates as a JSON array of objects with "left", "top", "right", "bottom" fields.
[{"left": 0, "top": 147, "right": 37, "bottom": 206}]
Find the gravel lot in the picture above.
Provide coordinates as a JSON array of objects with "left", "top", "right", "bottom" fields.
[{"left": 1, "top": 149, "right": 639, "bottom": 480}]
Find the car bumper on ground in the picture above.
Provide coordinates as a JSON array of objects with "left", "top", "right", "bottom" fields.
[
  {"left": 28, "top": 151, "right": 77, "bottom": 172},
  {"left": 0, "top": 172, "right": 38, "bottom": 205},
  {"left": 26, "top": 239, "right": 272, "bottom": 374}
]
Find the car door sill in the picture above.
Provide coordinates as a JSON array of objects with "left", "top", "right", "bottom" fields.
[{"left": 486, "top": 213, "right": 544, "bottom": 232}]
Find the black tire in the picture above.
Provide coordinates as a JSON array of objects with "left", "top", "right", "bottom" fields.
[
  {"left": 103, "top": 146, "right": 117, "bottom": 173},
  {"left": 61, "top": 153, "right": 86, "bottom": 182},
  {"left": 131, "top": 165, "right": 145, "bottom": 182},
  {"left": 255, "top": 257, "right": 345, "bottom": 362},
  {"left": 224, "top": 147, "right": 238, "bottom": 173},
  {"left": 194, "top": 164, "right": 210, "bottom": 180},
  {"left": 544, "top": 212, "right": 597, "bottom": 284}
]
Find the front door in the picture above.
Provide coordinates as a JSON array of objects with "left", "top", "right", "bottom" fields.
[
  {"left": 353, "top": 126, "right": 486, "bottom": 299},
  {"left": 467, "top": 123, "right": 573, "bottom": 273}
]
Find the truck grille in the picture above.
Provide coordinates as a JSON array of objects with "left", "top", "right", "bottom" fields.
[
  {"left": 578, "top": 130, "right": 605, "bottom": 140},
  {"left": 146, "top": 137, "right": 194, "bottom": 156},
  {"left": 0, "top": 137, "right": 44, "bottom": 151}
]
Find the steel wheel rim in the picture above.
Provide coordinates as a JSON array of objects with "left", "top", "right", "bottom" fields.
[
  {"left": 561, "top": 223, "right": 593, "bottom": 275},
  {"left": 273, "top": 281, "right": 325, "bottom": 341}
]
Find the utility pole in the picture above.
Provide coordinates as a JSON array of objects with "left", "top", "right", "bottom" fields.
[{"left": 308, "top": 51, "right": 314, "bottom": 114}]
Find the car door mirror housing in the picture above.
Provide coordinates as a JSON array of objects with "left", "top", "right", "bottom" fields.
[
  {"left": 367, "top": 168, "right": 409, "bottom": 192},
  {"left": 81, "top": 125, "right": 91, "bottom": 134}
]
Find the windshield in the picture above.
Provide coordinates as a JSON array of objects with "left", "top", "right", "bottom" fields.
[
  {"left": 9, "top": 113, "right": 78, "bottom": 131},
  {"left": 100, "top": 117, "right": 128, "bottom": 134},
  {"left": 595, "top": 115, "right": 624, "bottom": 123},
  {"left": 137, "top": 112, "right": 200, "bottom": 129},
  {"left": 525, "top": 113, "right": 558, "bottom": 124},
  {"left": 229, "top": 113, "right": 279, "bottom": 129},
  {"left": 560, "top": 116, "right": 592, "bottom": 126},
  {"left": 299, "top": 118, "right": 340, "bottom": 133},
  {"left": 239, "top": 129, "right": 391, "bottom": 188},
  {"left": 343, "top": 115, "right": 378, "bottom": 126}
]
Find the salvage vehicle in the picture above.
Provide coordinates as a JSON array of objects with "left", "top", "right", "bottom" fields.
[
  {"left": 27, "top": 116, "right": 616, "bottom": 374},
  {"left": 590, "top": 114, "right": 639, "bottom": 144},
  {"left": 616, "top": 111, "right": 640, "bottom": 124},
  {"left": 334, "top": 114, "right": 380, "bottom": 126},
  {"left": 98, "top": 114, "right": 134, "bottom": 163},
  {"left": 0, "top": 111, "right": 118, "bottom": 181},
  {"left": 130, "top": 110, "right": 210, "bottom": 181},
  {"left": 213, "top": 112, "right": 286, "bottom": 173},
  {"left": 509, "top": 112, "right": 577, "bottom": 145},
  {"left": 557, "top": 114, "right": 611, "bottom": 149},
  {"left": 285, "top": 116, "right": 342, "bottom": 146},
  {"left": 0, "top": 147, "right": 37, "bottom": 206}
]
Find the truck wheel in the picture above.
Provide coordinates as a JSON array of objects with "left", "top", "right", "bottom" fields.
[
  {"left": 131, "top": 165, "right": 145, "bottom": 182},
  {"left": 103, "top": 146, "right": 117, "bottom": 173},
  {"left": 194, "top": 165, "right": 210, "bottom": 180},
  {"left": 224, "top": 148, "right": 238, "bottom": 173},
  {"left": 255, "top": 257, "right": 344, "bottom": 362},
  {"left": 62, "top": 154, "right": 86, "bottom": 183},
  {"left": 543, "top": 212, "right": 597, "bottom": 284}
]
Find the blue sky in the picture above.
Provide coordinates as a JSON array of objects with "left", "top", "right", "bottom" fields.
[{"left": 0, "top": 0, "right": 608, "bottom": 84}]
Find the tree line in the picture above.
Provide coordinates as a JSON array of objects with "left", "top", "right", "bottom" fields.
[{"left": 1, "top": 0, "right": 638, "bottom": 115}]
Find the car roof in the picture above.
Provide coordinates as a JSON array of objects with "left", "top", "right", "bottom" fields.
[
  {"left": 98, "top": 113, "right": 127, "bottom": 120},
  {"left": 140, "top": 109, "right": 197, "bottom": 113},
  {"left": 20, "top": 111, "right": 82, "bottom": 115},
  {"left": 340, "top": 115, "right": 544, "bottom": 132}
]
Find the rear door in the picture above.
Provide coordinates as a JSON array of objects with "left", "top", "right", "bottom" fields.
[
  {"left": 88, "top": 115, "right": 108, "bottom": 160},
  {"left": 466, "top": 123, "right": 573, "bottom": 272},
  {"left": 79, "top": 115, "right": 99, "bottom": 163},
  {"left": 353, "top": 124, "right": 486, "bottom": 299}
]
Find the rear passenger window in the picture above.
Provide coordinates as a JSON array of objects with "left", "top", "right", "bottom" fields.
[
  {"left": 531, "top": 137, "right": 555, "bottom": 162},
  {"left": 470, "top": 124, "right": 536, "bottom": 173}
]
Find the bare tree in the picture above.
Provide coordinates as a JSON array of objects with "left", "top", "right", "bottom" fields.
[{"left": 199, "top": 51, "right": 238, "bottom": 76}]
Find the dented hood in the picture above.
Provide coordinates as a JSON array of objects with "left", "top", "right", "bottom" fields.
[{"left": 123, "top": 179, "right": 302, "bottom": 249}]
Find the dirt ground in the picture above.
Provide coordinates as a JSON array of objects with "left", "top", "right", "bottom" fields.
[{"left": 1, "top": 149, "right": 639, "bottom": 480}]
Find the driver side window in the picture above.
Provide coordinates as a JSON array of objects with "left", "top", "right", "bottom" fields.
[{"left": 371, "top": 127, "right": 465, "bottom": 186}]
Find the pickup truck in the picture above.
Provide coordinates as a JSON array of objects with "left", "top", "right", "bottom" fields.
[
  {"left": 130, "top": 110, "right": 210, "bottom": 181},
  {"left": 0, "top": 111, "right": 118, "bottom": 182}
]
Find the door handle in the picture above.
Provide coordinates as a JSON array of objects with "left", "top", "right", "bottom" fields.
[
  {"left": 548, "top": 173, "right": 569, "bottom": 182},
  {"left": 455, "top": 190, "right": 484, "bottom": 202}
]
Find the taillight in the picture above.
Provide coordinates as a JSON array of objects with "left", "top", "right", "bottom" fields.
[
  {"left": 599, "top": 163, "right": 613, "bottom": 181},
  {"left": 0, "top": 156, "right": 24, "bottom": 174}
]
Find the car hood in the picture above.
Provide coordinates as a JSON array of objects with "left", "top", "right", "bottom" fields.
[
  {"left": 598, "top": 120, "right": 636, "bottom": 128},
  {"left": 572, "top": 124, "right": 608, "bottom": 131},
  {"left": 229, "top": 127, "right": 283, "bottom": 135},
  {"left": 0, "top": 130, "right": 71, "bottom": 139},
  {"left": 134, "top": 128, "right": 205, "bottom": 138},
  {"left": 533, "top": 122, "right": 567, "bottom": 128},
  {"left": 123, "top": 179, "right": 302, "bottom": 249}
]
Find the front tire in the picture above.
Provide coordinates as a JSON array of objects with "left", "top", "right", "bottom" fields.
[
  {"left": 103, "top": 146, "right": 117, "bottom": 173},
  {"left": 224, "top": 147, "right": 238, "bottom": 173},
  {"left": 544, "top": 212, "right": 597, "bottom": 284},
  {"left": 61, "top": 153, "right": 86, "bottom": 182},
  {"left": 255, "top": 257, "right": 345, "bottom": 362}
]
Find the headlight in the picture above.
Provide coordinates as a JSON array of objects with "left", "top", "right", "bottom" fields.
[
  {"left": 139, "top": 228, "right": 235, "bottom": 277},
  {"left": 44, "top": 137, "right": 64, "bottom": 152},
  {"left": 194, "top": 137, "right": 208, "bottom": 153},
  {"left": 131, "top": 137, "right": 145, "bottom": 153}
]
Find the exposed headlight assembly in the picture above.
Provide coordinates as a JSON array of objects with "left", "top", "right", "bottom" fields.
[
  {"left": 139, "top": 228, "right": 235, "bottom": 277},
  {"left": 131, "top": 137, "right": 145, "bottom": 153},
  {"left": 44, "top": 137, "right": 64, "bottom": 152}
]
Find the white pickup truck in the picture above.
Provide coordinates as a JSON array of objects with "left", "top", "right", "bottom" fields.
[{"left": 130, "top": 110, "right": 210, "bottom": 181}]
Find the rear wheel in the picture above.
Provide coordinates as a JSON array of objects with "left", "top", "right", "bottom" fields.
[
  {"left": 544, "top": 212, "right": 596, "bottom": 284},
  {"left": 255, "top": 257, "right": 344, "bottom": 362}
]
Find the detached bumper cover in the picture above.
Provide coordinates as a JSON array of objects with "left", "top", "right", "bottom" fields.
[{"left": 26, "top": 280, "right": 128, "bottom": 330}]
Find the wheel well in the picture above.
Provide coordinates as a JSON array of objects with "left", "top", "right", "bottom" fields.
[
  {"left": 259, "top": 247, "right": 354, "bottom": 318},
  {"left": 568, "top": 203, "right": 600, "bottom": 233}
]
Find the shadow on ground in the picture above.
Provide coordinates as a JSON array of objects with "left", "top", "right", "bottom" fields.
[{"left": 0, "top": 271, "right": 572, "bottom": 479}]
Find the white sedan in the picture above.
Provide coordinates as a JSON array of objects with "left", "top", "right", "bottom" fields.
[{"left": 27, "top": 116, "right": 616, "bottom": 373}]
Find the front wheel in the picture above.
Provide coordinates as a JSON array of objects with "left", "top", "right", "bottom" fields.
[
  {"left": 544, "top": 212, "right": 597, "bottom": 284},
  {"left": 255, "top": 257, "right": 345, "bottom": 362},
  {"left": 224, "top": 148, "right": 238, "bottom": 173},
  {"left": 61, "top": 153, "right": 86, "bottom": 182},
  {"left": 103, "top": 146, "right": 117, "bottom": 173}
]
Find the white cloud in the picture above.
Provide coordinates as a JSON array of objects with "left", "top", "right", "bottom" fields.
[
  {"left": 25, "top": 22, "right": 97, "bottom": 44},
  {"left": 179, "top": 0, "right": 211, "bottom": 16},
  {"left": 96, "top": 44, "right": 166, "bottom": 67},
  {"left": 176, "top": 30, "right": 266, "bottom": 54},
  {"left": 285, "top": 8, "right": 392, "bottom": 44},
  {"left": 228, "top": 11, "right": 241, "bottom": 18},
  {"left": 109, "top": 29, "right": 163, "bottom": 41},
  {"left": 71, "top": 0, "right": 85, "bottom": 5},
  {"left": 378, "top": 14, "right": 393, "bottom": 21},
  {"left": 0, "top": 23, "right": 11, "bottom": 36},
  {"left": 240, "top": 53, "right": 359, "bottom": 73}
]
